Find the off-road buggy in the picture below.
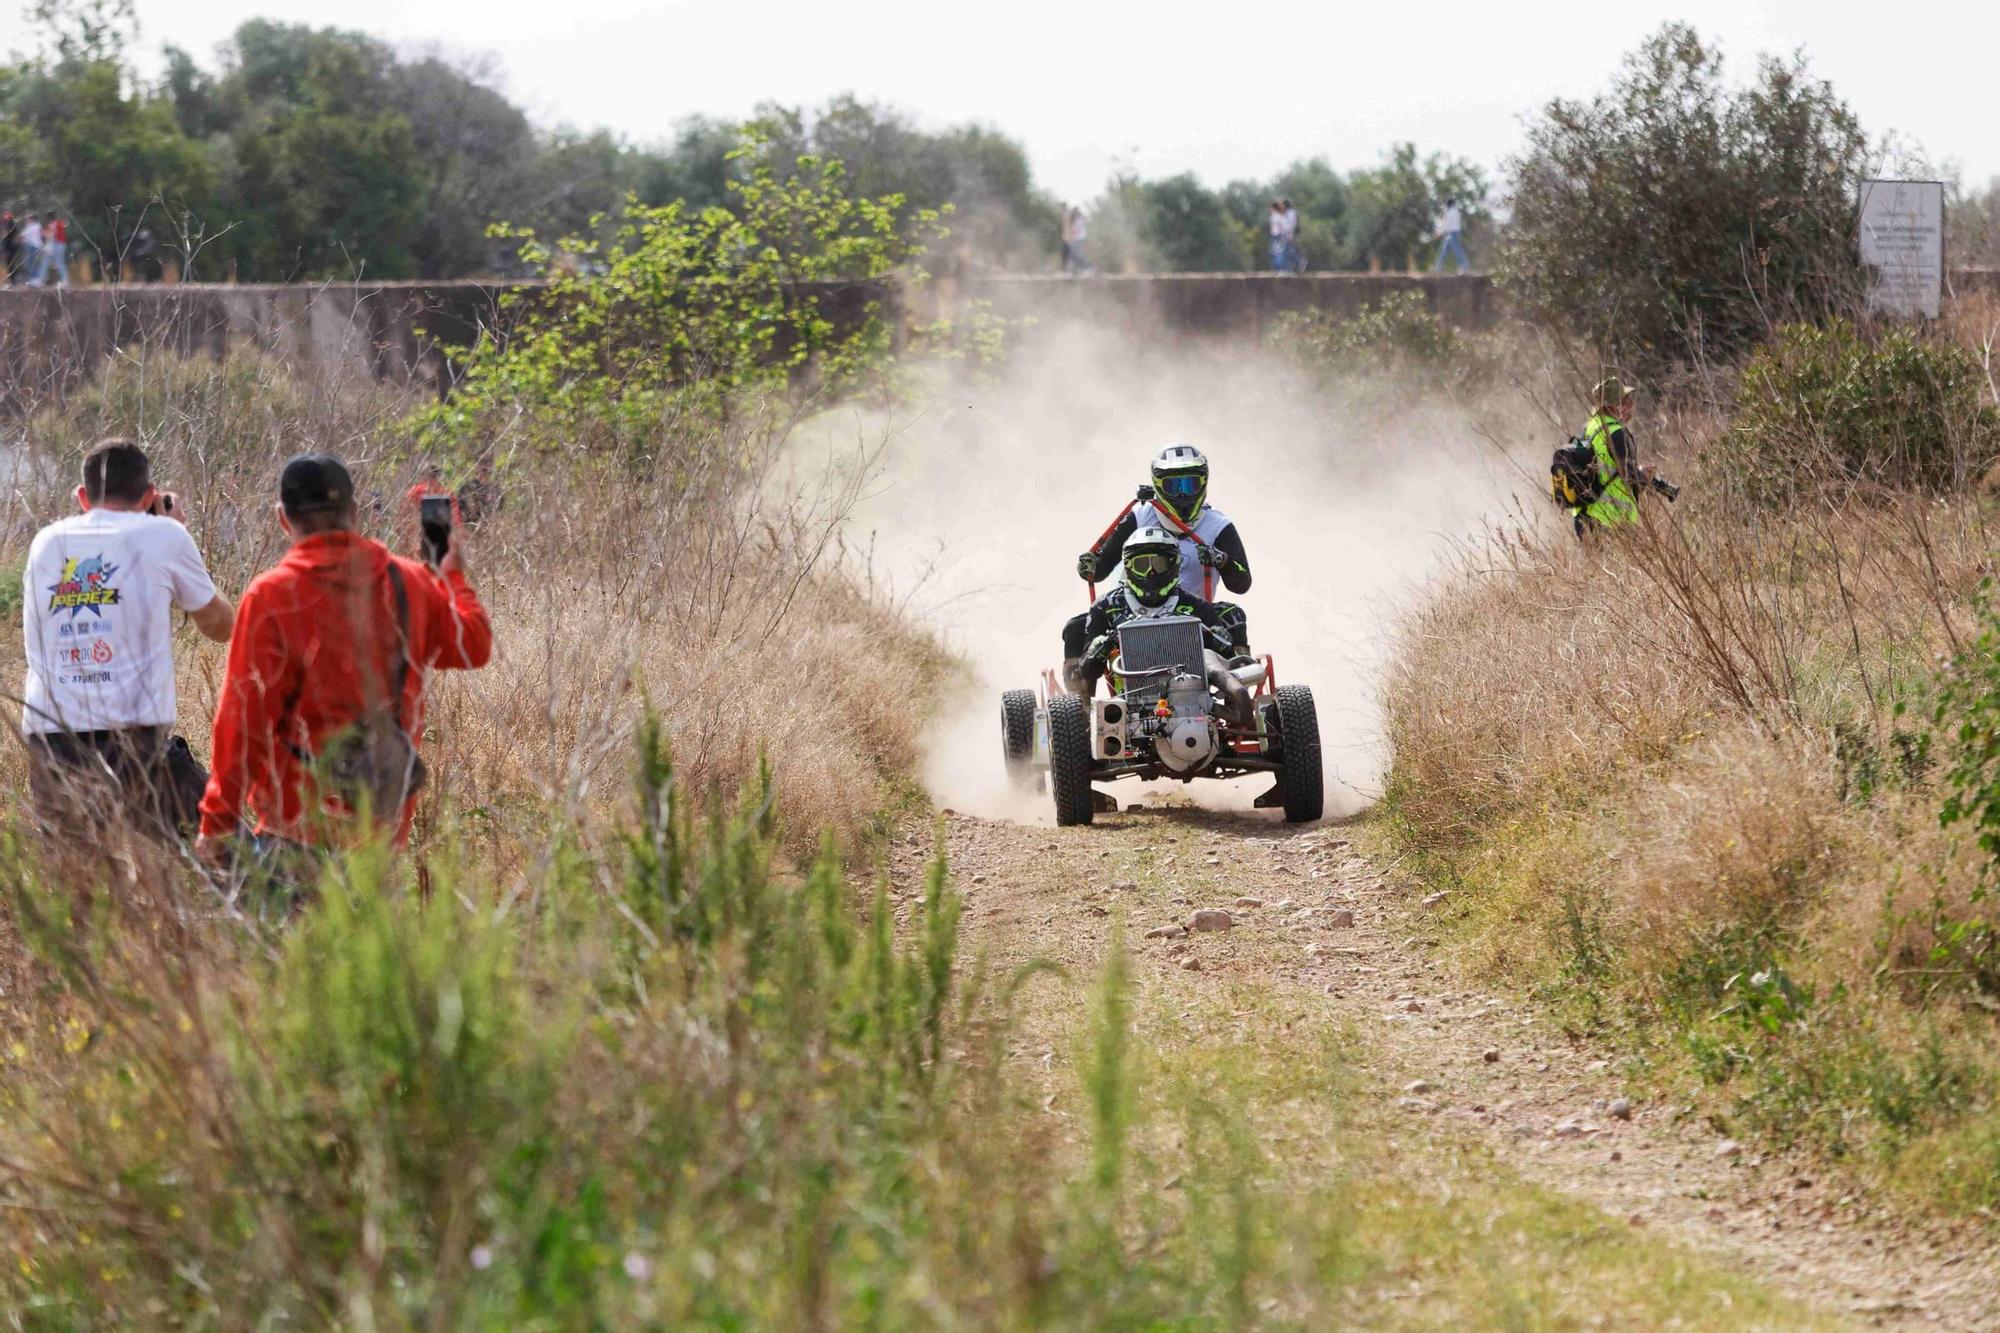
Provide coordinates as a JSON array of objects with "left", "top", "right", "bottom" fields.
[{"left": 1000, "top": 491, "right": 1322, "bottom": 826}]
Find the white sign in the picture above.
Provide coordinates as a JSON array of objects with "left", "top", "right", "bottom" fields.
[{"left": 1858, "top": 179, "right": 1944, "bottom": 319}]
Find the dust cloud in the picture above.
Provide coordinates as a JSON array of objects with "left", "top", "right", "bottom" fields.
[{"left": 804, "top": 318, "right": 1537, "bottom": 825}]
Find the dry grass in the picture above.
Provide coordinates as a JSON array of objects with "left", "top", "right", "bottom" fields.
[
  {"left": 1381, "top": 365, "right": 2000, "bottom": 1207},
  {"left": 0, "top": 352, "right": 1058, "bottom": 1325},
  {"left": 1384, "top": 446, "right": 2000, "bottom": 1200},
  {"left": 1, "top": 350, "right": 954, "bottom": 870},
  {"left": 1604, "top": 733, "right": 1843, "bottom": 986}
]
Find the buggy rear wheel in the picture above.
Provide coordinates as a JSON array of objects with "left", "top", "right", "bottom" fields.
[
  {"left": 1001, "top": 689, "right": 1037, "bottom": 788},
  {"left": 1047, "top": 694, "right": 1095, "bottom": 827},
  {"left": 1272, "top": 684, "right": 1323, "bottom": 823}
]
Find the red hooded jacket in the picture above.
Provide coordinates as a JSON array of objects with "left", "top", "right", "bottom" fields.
[{"left": 198, "top": 531, "right": 492, "bottom": 844}]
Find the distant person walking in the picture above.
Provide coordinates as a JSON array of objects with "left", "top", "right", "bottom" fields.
[
  {"left": 1281, "top": 197, "right": 1302, "bottom": 271},
  {"left": 1433, "top": 198, "right": 1470, "bottom": 273},
  {"left": 128, "top": 226, "right": 159, "bottom": 283},
  {"left": 18, "top": 213, "right": 43, "bottom": 286},
  {"left": 43, "top": 215, "right": 68, "bottom": 287},
  {"left": 1062, "top": 206, "right": 1090, "bottom": 276},
  {"left": 1268, "top": 201, "right": 1287, "bottom": 271},
  {"left": 2, "top": 213, "right": 18, "bottom": 283}
]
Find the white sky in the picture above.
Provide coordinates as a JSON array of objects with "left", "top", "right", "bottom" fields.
[{"left": 118, "top": 0, "right": 2000, "bottom": 203}]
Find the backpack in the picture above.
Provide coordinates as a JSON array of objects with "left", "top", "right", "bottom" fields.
[
  {"left": 1550, "top": 437, "right": 1602, "bottom": 509},
  {"left": 287, "top": 564, "right": 428, "bottom": 823}
]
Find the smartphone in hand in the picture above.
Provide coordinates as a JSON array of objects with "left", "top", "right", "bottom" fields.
[{"left": 419, "top": 495, "right": 453, "bottom": 567}]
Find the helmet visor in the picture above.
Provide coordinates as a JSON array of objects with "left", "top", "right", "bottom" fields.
[
  {"left": 1159, "top": 473, "right": 1202, "bottom": 501},
  {"left": 1123, "top": 548, "right": 1180, "bottom": 602}
]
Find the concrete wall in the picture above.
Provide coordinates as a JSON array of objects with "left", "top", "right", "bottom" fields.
[
  {"left": 3, "top": 270, "right": 1994, "bottom": 407},
  {"left": 0, "top": 281, "right": 509, "bottom": 412},
  {"left": 943, "top": 272, "right": 1502, "bottom": 339},
  {"left": 0, "top": 278, "right": 913, "bottom": 410}
]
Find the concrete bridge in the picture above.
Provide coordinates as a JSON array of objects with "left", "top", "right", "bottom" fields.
[{"left": 1, "top": 270, "right": 1993, "bottom": 409}]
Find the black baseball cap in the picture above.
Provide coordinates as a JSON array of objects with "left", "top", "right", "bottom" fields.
[{"left": 279, "top": 453, "right": 355, "bottom": 517}]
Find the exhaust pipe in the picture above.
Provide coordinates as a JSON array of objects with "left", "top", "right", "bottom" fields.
[{"left": 1205, "top": 652, "right": 1257, "bottom": 730}]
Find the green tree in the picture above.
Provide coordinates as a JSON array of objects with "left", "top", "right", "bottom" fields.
[
  {"left": 160, "top": 46, "right": 225, "bottom": 139},
  {"left": 191, "top": 21, "right": 424, "bottom": 279},
  {"left": 749, "top": 96, "right": 1056, "bottom": 268},
  {"left": 0, "top": 55, "right": 214, "bottom": 265},
  {"left": 1343, "top": 143, "right": 1486, "bottom": 271},
  {"left": 392, "top": 55, "right": 536, "bottom": 278},
  {"left": 1084, "top": 172, "right": 1247, "bottom": 273},
  {"left": 23, "top": 0, "right": 134, "bottom": 65},
  {"left": 419, "top": 136, "right": 947, "bottom": 450},
  {"left": 625, "top": 117, "right": 739, "bottom": 214},
  {"left": 1134, "top": 173, "right": 1242, "bottom": 272},
  {"left": 1502, "top": 22, "right": 1869, "bottom": 369}
]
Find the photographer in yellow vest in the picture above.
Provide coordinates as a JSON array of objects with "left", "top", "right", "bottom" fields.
[{"left": 1573, "top": 377, "right": 1678, "bottom": 534}]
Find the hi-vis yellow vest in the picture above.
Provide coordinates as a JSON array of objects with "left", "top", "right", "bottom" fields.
[{"left": 1582, "top": 412, "right": 1639, "bottom": 527}]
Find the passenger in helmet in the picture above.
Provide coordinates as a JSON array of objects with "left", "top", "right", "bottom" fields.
[
  {"left": 1074, "top": 527, "right": 1246, "bottom": 691},
  {"left": 1118, "top": 527, "right": 1184, "bottom": 608},
  {"left": 1061, "top": 444, "right": 1253, "bottom": 693}
]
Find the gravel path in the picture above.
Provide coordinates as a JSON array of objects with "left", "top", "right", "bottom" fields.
[{"left": 884, "top": 801, "right": 2000, "bottom": 1330}]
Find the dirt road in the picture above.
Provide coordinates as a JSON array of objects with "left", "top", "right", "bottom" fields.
[{"left": 881, "top": 800, "right": 2000, "bottom": 1329}]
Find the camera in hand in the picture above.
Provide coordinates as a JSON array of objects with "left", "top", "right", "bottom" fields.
[{"left": 419, "top": 495, "right": 453, "bottom": 566}]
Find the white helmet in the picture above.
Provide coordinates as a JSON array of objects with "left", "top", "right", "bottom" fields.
[
  {"left": 1151, "top": 444, "right": 1209, "bottom": 521},
  {"left": 1120, "top": 524, "right": 1182, "bottom": 607}
]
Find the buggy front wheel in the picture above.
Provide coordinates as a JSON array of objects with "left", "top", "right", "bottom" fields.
[
  {"left": 1272, "top": 684, "right": 1323, "bottom": 823},
  {"left": 1047, "top": 694, "right": 1095, "bottom": 827}
]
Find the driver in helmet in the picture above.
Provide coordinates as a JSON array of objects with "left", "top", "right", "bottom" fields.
[
  {"left": 1076, "top": 525, "right": 1245, "bottom": 691},
  {"left": 1062, "top": 444, "right": 1252, "bottom": 693}
]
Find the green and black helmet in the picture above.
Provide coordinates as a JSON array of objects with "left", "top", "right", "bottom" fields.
[
  {"left": 1151, "top": 443, "right": 1209, "bottom": 522},
  {"left": 1120, "top": 524, "right": 1183, "bottom": 608}
]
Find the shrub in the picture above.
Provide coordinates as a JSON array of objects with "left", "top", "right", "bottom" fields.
[
  {"left": 1271, "top": 293, "right": 1485, "bottom": 405},
  {"left": 1931, "top": 586, "right": 2000, "bottom": 992},
  {"left": 1502, "top": 23, "right": 1870, "bottom": 370},
  {"left": 1726, "top": 319, "right": 2000, "bottom": 503},
  {"left": 1275, "top": 292, "right": 1463, "bottom": 367},
  {"left": 411, "top": 134, "right": 951, "bottom": 456},
  {"left": 0, "top": 564, "right": 19, "bottom": 618}
]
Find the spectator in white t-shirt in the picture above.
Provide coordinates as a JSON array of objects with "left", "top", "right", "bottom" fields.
[{"left": 20, "top": 439, "right": 234, "bottom": 837}]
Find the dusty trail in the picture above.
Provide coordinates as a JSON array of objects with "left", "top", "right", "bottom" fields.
[{"left": 880, "top": 801, "right": 2000, "bottom": 1329}]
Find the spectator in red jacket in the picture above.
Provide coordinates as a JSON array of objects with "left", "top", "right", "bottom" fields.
[{"left": 196, "top": 454, "right": 492, "bottom": 856}]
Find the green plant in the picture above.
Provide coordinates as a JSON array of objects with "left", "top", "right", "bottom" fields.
[
  {"left": 410, "top": 133, "right": 949, "bottom": 455},
  {"left": 1727, "top": 319, "right": 2000, "bottom": 503},
  {"left": 0, "top": 564, "right": 20, "bottom": 618},
  {"left": 1931, "top": 585, "right": 2000, "bottom": 991},
  {"left": 1272, "top": 293, "right": 1479, "bottom": 400},
  {"left": 1502, "top": 22, "right": 1870, "bottom": 369},
  {"left": 1834, "top": 715, "right": 1933, "bottom": 805}
]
